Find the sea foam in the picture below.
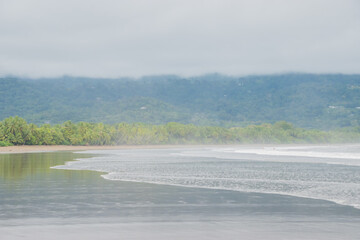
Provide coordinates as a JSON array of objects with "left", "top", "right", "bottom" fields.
[{"left": 53, "top": 145, "right": 360, "bottom": 209}]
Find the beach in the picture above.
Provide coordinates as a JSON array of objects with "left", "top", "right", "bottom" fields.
[
  {"left": 0, "top": 143, "right": 332, "bottom": 154},
  {"left": 0, "top": 144, "right": 192, "bottom": 154},
  {"left": 1, "top": 145, "right": 360, "bottom": 239}
]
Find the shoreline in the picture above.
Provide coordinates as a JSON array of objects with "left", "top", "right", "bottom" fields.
[
  {"left": 0, "top": 145, "right": 195, "bottom": 154},
  {"left": 0, "top": 143, "right": 357, "bottom": 154}
]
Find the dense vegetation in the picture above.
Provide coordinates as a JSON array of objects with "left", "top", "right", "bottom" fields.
[
  {"left": 0, "top": 117, "right": 359, "bottom": 146},
  {"left": 1, "top": 73, "right": 359, "bottom": 129}
]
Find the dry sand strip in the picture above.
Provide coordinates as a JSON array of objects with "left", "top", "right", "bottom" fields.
[
  {"left": 0, "top": 143, "right": 323, "bottom": 154},
  {"left": 0, "top": 144, "right": 215, "bottom": 154}
]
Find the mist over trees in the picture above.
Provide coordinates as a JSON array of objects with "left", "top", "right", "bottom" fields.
[{"left": 0, "top": 73, "right": 360, "bottom": 129}]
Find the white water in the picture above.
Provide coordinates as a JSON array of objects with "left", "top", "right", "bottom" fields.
[{"left": 53, "top": 144, "right": 360, "bottom": 209}]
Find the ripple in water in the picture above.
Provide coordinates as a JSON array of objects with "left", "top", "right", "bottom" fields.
[{"left": 53, "top": 145, "right": 360, "bottom": 209}]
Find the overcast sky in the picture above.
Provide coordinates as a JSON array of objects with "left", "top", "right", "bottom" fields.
[{"left": 0, "top": 0, "right": 359, "bottom": 78}]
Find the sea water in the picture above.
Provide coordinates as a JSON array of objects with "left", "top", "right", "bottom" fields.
[
  {"left": 1, "top": 145, "right": 360, "bottom": 239},
  {"left": 55, "top": 144, "right": 360, "bottom": 209}
]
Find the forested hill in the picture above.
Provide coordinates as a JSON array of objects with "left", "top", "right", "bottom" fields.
[{"left": 1, "top": 73, "right": 359, "bottom": 129}]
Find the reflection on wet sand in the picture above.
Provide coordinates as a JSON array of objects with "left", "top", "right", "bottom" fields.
[{"left": 1, "top": 150, "right": 360, "bottom": 240}]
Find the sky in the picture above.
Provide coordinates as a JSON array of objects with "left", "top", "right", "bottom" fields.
[{"left": 0, "top": 0, "right": 359, "bottom": 78}]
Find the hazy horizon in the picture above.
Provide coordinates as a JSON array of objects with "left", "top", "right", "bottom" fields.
[{"left": 3, "top": 71, "right": 360, "bottom": 81}]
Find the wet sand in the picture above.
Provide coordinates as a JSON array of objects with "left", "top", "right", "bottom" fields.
[{"left": 1, "top": 147, "right": 360, "bottom": 240}]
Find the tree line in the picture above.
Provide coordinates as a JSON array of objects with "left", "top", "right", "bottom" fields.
[{"left": 0, "top": 116, "right": 359, "bottom": 146}]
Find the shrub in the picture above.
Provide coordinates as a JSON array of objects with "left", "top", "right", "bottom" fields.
[{"left": 0, "top": 141, "right": 14, "bottom": 147}]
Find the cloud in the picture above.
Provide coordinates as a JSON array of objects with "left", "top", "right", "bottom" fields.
[{"left": 0, "top": 0, "right": 359, "bottom": 77}]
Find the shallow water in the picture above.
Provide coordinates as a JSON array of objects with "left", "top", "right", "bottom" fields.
[
  {"left": 56, "top": 145, "right": 360, "bottom": 209},
  {"left": 1, "top": 146, "right": 360, "bottom": 239}
]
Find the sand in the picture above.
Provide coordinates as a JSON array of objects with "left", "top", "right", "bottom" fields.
[
  {"left": 0, "top": 144, "right": 192, "bottom": 154},
  {"left": 0, "top": 143, "right": 332, "bottom": 154}
]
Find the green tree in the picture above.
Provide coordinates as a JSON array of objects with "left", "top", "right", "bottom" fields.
[{"left": 1, "top": 116, "right": 30, "bottom": 145}]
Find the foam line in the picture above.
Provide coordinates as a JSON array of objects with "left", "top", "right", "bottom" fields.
[{"left": 53, "top": 145, "right": 360, "bottom": 210}]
